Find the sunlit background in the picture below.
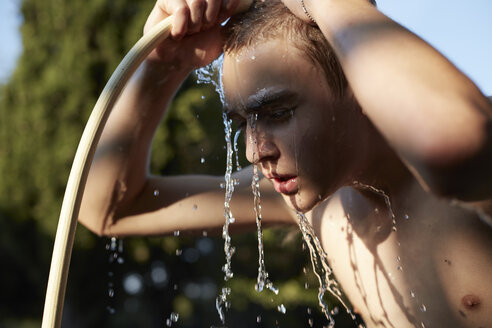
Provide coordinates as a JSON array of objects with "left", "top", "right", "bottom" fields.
[
  {"left": 0, "top": 0, "right": 491, "bottom": 327},
  {"left": 2, "top": 0, "right": 491, "bottom": 93}
]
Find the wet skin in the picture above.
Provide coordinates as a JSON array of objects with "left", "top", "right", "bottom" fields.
[
  {"left": 222, "top": 39, "right": 492, "bottom": 327},
  {"left": 222, "top": 39, "right": 369, "bottom": 213}
]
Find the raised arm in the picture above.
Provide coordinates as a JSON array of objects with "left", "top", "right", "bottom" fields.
[
  {"left": 283, "top": 0, "right": 492, "bottom": 201},
  {"left": 79, "top": 0, "right": 295, "bottom": 236}
]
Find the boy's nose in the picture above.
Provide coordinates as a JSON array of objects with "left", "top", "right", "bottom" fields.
[{"left": 245, "top": 129, "right": 279, "bottom": 164}]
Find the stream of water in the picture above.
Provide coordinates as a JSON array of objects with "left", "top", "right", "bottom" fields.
[
  {"left": 249, "top": 114, "right": 278, "bottom": 295},
  {"left": 296, "top": 212, "right": 356, "bottom": 327}
]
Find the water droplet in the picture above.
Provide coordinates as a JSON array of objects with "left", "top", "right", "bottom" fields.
[
  {"left": 420, "top": 304, "right": 427, "bottom": 312},
  {"left": 397, "top": 256, "right": 401, "bottom": 262},
  {"left": 200, "top": 157, "right": 205, "bottom": 163},
  {"left": 110, "top": 237, "right": 117, "bottom": 251},
  {"left": 330, "top": 306, "right": 339, "bottom": 315},
  {"left": 154, "top": 190, "right": 159, "bottom": 196},
  {"left": 173, "top": 284, "right": 178, "bottom": 290},
  {"left": 170, "top": 312, "right": 179, "bottom": 322},
  {"left": 202, "top": 230, "right": 208, "bottom": 237},
  {"left": 256, "top": 315, "right": 261, "bottom": 323},
  {"left": 106, "top": 306, "right": 116, "bottom": 314},
  {"left": 220, "top": 182, "right": 225, "bottom": 189},
  {"left": 374, "top": 208, "right": 379, "bottom": 213},
  {"left": 397, "top": 265, "right": 403, "bottom": 271},
  {"left": 277, "top": 304, "right": 286, "bottom": 314},
  {"left": 410, "top": 290, "right": 416, "bottom": 298},
  {"left": 176, "top": 249, "right": 182, "bottom": 256},
  {"left": 404, "top": 214, "right": 410, "bottom": 219},
  {"left": 108, "top": 288, "right": 114, "bottom": 297},
  {"left": 201, "top": 95, "right": 205, "bottom": 100},
  {"left": 308, "top": 318, "right": 314, "bottom": 327},
  {"left": 193, "top": 204, "right": 198, "bottom": 211},
  {"left": 174, "top": 230, "right": 180, "bottom": 236},
  {"left": 117, "top": 257, "right": 124, "bottom": 264},
  {"left": 304, "top": 282, "right": 309, "bottom": 289},
  {"left": 307, "top": 307, "right": 312, "bottom": 315},
  {"left": 420, "top": 322, "right": 426, "bottom": 328},
  {"left": 251, "top": 55, "right": 256, "bottom": 60}
]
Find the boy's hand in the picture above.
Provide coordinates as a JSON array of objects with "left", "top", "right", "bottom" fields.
[{"left": 143, "top": 0, "right": 240, "bottom": 71}]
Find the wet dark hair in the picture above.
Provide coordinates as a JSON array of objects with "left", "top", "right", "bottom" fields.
[{"left": 224, "top": 0, "right": 348, "bottom": 99}]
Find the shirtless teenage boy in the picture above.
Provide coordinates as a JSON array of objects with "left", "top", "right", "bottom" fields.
[{"left": 79, "top": 0, "right": 492, "bottom": 327}]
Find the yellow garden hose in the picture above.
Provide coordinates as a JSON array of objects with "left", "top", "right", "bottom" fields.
[{"left": 41, "top": 1, "right": 251, "bottom": 327}]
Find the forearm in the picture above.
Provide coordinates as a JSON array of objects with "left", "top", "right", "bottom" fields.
[
  {"left": 79, "top": 60, "right": 190, "bottom": 235},
  {"left": 311, "top": 0, "right": 492, "bottom": 199}
]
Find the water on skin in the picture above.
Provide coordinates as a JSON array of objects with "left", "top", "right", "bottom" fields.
[
  {"left": 233, "top": 129, "right": 242, "bottom": 172},
  {"left": 249, "top": 114, "right": 278, "bottom": 295},
  {"left": 291, "top": 110, "right": 350, "bottom": 325},
  {"left": 351, "top": 181, "right": 398, "bottom": 232},
  {"left": 197, "top": 62, "right": 280, "bottom": 322},
  {"left": 351, "top": 181, "right": 431, "bottom": 310},
  {"left": 296, "top": 212, "right": 355, "bottom": 327},
  {"left": 195, "top": 55, "right": 226, "bottom": 104}
]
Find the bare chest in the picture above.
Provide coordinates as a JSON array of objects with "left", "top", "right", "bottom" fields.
[{"left": 307, "top": 186, "right": 492, "bottom": 328}]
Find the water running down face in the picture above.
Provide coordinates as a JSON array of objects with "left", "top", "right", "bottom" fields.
[{"left": 222, "top": 39, "right": 364, "bottom": 213}]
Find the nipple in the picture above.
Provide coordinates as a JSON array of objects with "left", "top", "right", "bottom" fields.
[{"left": 462, "top": 294, "right": 481, "bottom": 310}]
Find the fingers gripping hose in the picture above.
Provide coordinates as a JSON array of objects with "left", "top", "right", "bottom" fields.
[{"left": 41, "top": 1, "right": 251, "bottom": 327}]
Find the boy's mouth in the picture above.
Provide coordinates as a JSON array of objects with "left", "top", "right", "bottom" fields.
[{"left": 270, "top": 175, "right": 298, "bottom": 195}]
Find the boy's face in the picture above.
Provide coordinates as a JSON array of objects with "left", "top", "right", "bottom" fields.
[{"left": 222, "top": 39, "right": 358, "bottom": 212}]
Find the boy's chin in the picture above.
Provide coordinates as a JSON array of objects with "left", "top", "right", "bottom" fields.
[{"left": 282, "top": 193, "right": 321, "bottom": 214}]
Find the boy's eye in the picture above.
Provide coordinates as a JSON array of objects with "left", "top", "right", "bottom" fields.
[{"left": 269, "top": 108, "right": 294, "bottom": 121}]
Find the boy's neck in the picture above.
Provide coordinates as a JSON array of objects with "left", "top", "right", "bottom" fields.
[{"left": 349, "top": 119, "right": 412, "bottom": 199}]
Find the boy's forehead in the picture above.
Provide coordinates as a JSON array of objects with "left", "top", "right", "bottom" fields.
[
  {"left": 221, "top": 40, "right": 308, "bottom": 107},
  {"left": 222, "top": 86, "right": 299, "bottom": 115}
]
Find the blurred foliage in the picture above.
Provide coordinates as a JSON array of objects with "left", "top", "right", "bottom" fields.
[{"left": 0, "top": 0, "right": 359, "bottom": 327}]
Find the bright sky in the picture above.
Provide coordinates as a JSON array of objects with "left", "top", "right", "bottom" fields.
[
  {"left": 0, "top": 0, "right": 22, "bottom": 83},
  {"left": 0, "top": 0, "right": 491, "bottom": 94}
]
